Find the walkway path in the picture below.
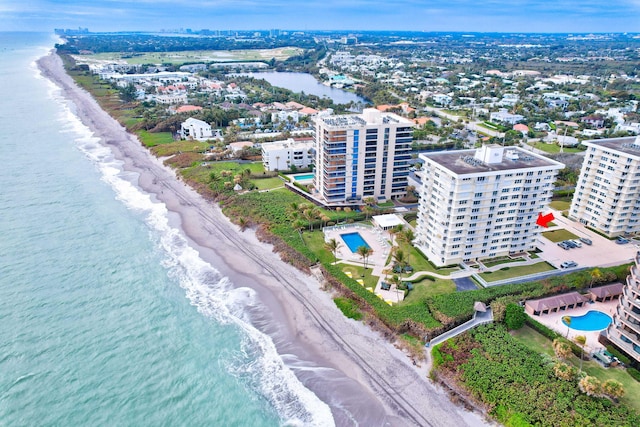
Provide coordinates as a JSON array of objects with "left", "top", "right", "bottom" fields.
[{"left": 428, "top": 309, "right": 494, "bottom": 347}]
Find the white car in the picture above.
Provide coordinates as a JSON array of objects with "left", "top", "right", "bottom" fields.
[{"left": 560, "top": 261, "right": 578, "bottom": 268}]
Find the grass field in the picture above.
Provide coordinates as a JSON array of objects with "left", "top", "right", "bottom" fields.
[
  {"left": 481, "top": 261, "right": 555, "bottom": 282},
  {"left": 73, "top": 47, "right": 304, "bottom": 66},
  {"left": 511, "top": 325, "right": 640, "bottom": 413},
  {"left": 401, "top": 277, "right": 456, "bottom": 303},
  {"left": 252, "top": 177, "right": 283, "bottom": 190},
  {"left": 531, "top": 141, "right": 584, "bottom": 154},
  {"left": 550, "top": 200, "right": 571, "bottom": 211},
  {"left": 137, "top": 130, "right": 175, "bottom": 147},
  {"left": 542, "top": 229, "right": 580, "bottom": 242}
]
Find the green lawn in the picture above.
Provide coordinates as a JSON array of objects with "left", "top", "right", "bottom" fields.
[
  {"left": 481, "top": 261, "right": 555, "bottom": 282},
  {"left": 137, "top": 130, "right": 175, "bottom": 147},
  {"left": 512, "top": 325, "right": 640, "bottom": 412},
  {"left": 482, "top": 256, "right": 525, "bottom": 268},
  {"left": 342, "top": 264, "right": 379, "bottom": 288},
  {"left": 401, "top": 277, "right": 456, "bottom": 303},
  {"left": 252, "top": 177, "right": 283, "bottom": 190},
  {"left": 531, "top": 141, "right": 584, "bottom": 154},
  {"left": 543, "top": 229, "right": 580, "bottom": 242},
  {"left": 511, "top": 324, "right": 555, "bottom": 356},
  {"left": 396, "top": 242, "right": 459, "bottom": 275},
  {"left": 550, "top": 200, "right": 571, "bottom": 211}
]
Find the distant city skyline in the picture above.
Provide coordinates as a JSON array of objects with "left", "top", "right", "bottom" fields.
[{"left": 2, "top": 0, "right": 639, "bottom": 34}]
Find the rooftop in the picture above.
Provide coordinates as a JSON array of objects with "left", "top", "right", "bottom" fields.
[
  {"left": 261, "top": 138, "right": 313, "bottom": 151},
  {"left": 420, "top": 147, "right": 564, "bottom": 175},
  {"left": 583, "top": 135, "right": 640, "bottom": 159},
  {"left": 318, "top": 108, "right": 413, "bottom": 129}
]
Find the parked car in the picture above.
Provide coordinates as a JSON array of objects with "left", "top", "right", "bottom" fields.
[
  {"left": 560, "top": 261, "right": 578, "bottom": 268},
  {"left": 579, "top": 237, "right": 593, "bottom": 245},
  {"left": 564, "top": 240, "right": 578, "bottom": 248},
  {"left": 557, "top": 242, "right": 571, "bottom": 250},
  {"left": 571, "top": 240, "right": 583, "bottom": 248},
  {"left": 616, "top": 237, "right": 630, "bottom": 245}
]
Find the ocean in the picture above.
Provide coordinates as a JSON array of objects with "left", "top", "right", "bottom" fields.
[{"left": 0, "top": 32, "right": 333, "bottom": 427}]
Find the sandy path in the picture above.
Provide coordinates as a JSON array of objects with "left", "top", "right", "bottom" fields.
[{"left": 38, "top": 51, "right": 489, "bottom": 427}]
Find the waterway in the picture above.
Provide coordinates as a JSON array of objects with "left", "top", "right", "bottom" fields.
[{"left": 238, "top": 71, "right": 367, "bottom": 105}]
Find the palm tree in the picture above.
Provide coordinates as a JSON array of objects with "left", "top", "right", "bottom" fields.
[
  {"left": 574, "top": 335, "right": 587, "bottom": 372},
  {"left": 602, "top": 379, "right": 625, "bottom": 402},
  {"left": 553, "top": 338, "right": 572, "bottom": 360},
  {"left": 389, "top": 224, "right": 404, "bottom": 245},
  {"left": 392, "top": 248, "right": 407, "bottom": 277},
  {"left": 563, "top": 316, "right": 572, "bottom": 337},
  {"left": 238, "top": 217, "right": 249, "bottom": 232},
  {"left": 293, "top": 219, "right": 306, "bottom": 236},
  {"left": 356, "top": 245, "right": 373, "bottom": 275},
  {"left": 324, "top": 238, "right": 341, "bottom": 264},
  {"left": 589, "top": 268, "right": 603, "bottom": 288}
]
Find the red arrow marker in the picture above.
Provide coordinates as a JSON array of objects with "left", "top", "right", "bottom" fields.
[{"left": 536, "top": 212, "right": 555, "bottom": 227}]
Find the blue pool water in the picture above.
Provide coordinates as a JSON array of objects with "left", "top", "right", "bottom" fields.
[
  {"left": 562, "top": 310, "right": 612, "bottom": 331},
  {"left": 294, "top": 173, "right": 314, "bottom": 181},
  {"left": 341, "top": 232, "right": 370, "bottom": 253}
]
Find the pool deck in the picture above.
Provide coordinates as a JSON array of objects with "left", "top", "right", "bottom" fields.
[
  {"left": 324, "top": 224, "right": 404, "bottom": 303},
  {"left": 528, "top": 299, "right": 618, "bottom": 354}
]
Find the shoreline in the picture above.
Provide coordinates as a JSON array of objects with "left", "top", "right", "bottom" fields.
[{"left": 37, "top": 50, "right": 489, "bottom": 427}]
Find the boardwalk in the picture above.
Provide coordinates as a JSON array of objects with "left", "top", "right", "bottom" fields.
[{"left": 428, "top": 309, "right": 494, "bottom": 347}]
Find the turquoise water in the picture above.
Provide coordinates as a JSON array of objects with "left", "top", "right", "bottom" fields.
[
  {"left": 340, "top": 232, "right": 370, "bottom": 253},
  {"left": 293, "top": 173, "right": 314, "bottom": 181},
  {"left": 0, "top": 32, "right": 331, "bottom": 426},
  {"left": 563, "top": 310, "right": 612, "bottom": 331}
]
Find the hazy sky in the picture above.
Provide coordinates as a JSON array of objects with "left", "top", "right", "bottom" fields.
[{"left": 2, "top": 0, "right": 639, "bottom": 33}]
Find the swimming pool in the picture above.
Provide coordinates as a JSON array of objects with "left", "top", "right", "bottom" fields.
[
  {"left": 340, "top": 232, "right": 370, "bottom": 253},
  {"left": 293, "top": 173, "right": 314, "bottom": 181},
  {"left": 562, "top": 310, "right": 612, "bottom": 331}
]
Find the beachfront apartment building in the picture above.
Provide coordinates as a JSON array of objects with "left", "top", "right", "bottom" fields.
[
  {"left": 314, "top": 108, "right": 414, "bottom": 205},
  {"left": 569, "top": 136, "right": 640, "bottom": 238},
  {"left": 415, "top": 145, "right": 564, "bottom": 267},
  {"left": 261, "top": 138, "right": 314, "bottom": 171},
  {"left": 605, "top": 251, "right": 640, "bottom": 363}
]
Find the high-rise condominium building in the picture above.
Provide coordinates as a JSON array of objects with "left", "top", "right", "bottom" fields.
[
  {"left": 569, "top": 136, "right": 640, "bottom": 238},
  {"left": 605, "top": 252, "right": 640, "bottom": 363},
  {"left": 314, "top": 108, "right": 414, "bottom": 205},
  {"left": 415, "top": 145, "right": 564, "bottom": 267}
]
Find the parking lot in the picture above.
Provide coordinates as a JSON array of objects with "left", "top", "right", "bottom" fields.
[{"left": 537, "top": 209, "right": 638, "bottom": 269}]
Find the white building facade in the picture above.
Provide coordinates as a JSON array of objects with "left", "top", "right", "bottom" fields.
[
  {"left": 415, "top": 145, "right": 564, "bottom": 267},
  {"left": 180, "top": 117, "right": 213, "bottom": 141},
  {"left": 314, "top": 108, "right": 414, "bottom": 204},
  {"left": 569, "top": 136, "right": 640, "bottom": 238},
  {"left": 262, "top": 138, "right": 314, "bottom": 171}
]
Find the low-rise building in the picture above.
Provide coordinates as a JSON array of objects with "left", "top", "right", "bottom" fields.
[
  {"left": 261, "top": 138, "right": 314, "bottom": 171},
  {"left": 490, "top": 108, "right": 524, "bottom": 125},
  {"left": 180, "top": 117, "right": 213, "bottom": 141}
]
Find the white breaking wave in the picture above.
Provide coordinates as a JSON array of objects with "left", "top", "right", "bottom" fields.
[{"left": 44, "top": 76, "right": 335, "bottom": 427}]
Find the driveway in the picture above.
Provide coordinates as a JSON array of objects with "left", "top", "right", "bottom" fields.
[
  {"left": 537, "top": 209, "right": 638, "bottom": 269},
  {"left": 454, "top": 277, "right": 479, "bottom": 291}
]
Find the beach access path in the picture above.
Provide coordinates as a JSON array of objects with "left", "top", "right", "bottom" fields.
[{"left": 38, "top": 51, "right": 490, "bottom": 427}]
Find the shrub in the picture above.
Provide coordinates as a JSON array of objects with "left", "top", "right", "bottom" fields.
[
  {"left": 334, "top": 297, "right": 363, "bottom": 320},
  {"left": 627, "top": 367, "right": 640, "bottom": 382},
  {"left": 504, "top": 303, "right": 526, "bottom": 330},
  {"left": 554, "top": 361, "right": 577, "bottom": 381},
  {"left": 606, "top": 345, "right": 632, "bottom": 366}
]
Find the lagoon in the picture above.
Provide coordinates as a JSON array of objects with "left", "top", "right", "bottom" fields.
[{"left": 239, "top": 71, "right": 367, "bottom": 105}]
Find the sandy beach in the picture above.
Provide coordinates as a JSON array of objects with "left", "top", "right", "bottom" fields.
[{"left": 38, "top": 51, "right": 489, "bottom": 427}]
